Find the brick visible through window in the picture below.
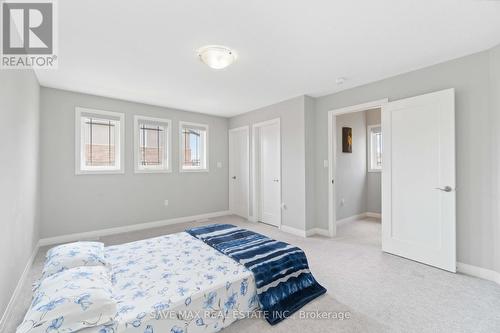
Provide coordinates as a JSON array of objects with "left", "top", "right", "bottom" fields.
[
  {"left": 83, "top": 118, "right": 117, "bottom": 167},
  {"left": 180, "top": 122, "right": 207, "bottom": 171},
  {"left": 183, "top": 128, "right": 201, "bottom": 167},
  {"left": 139, "top": 124, "right": 164, "bottom": 166}
]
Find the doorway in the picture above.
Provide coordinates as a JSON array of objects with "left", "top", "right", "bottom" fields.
[
  {"left": 252, "top": 118, "right": 281, "bottom": 227},
  {"left": 229, "top": 126, "right": 250, "bottom": 218},
  {"left": 327, "top": 90, "right": 456, "bottom": 272},
  {"left": 333, "top": 107, "right": 383, "bottom": 248},
  {"left": 328, "top": 99, "right": 388, "bottom": 237}
]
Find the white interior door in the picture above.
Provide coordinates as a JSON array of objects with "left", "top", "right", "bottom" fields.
[
  {"left": 229, "top": 127, "right": 249, "bottom": 218},
  {"left": 259, "top": 121, "right": 281, "bottom": 226},
  {"left": 382, "top": 88, "right": 456, "bottom": 272}
]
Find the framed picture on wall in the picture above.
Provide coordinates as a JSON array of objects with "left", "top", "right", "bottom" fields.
[{"left": 342, "top": 127, "right": 352, "bottom": 153}]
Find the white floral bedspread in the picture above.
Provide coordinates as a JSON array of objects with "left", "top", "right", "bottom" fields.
[{"left": 83, "top": 232, "right": 259, "bottom": 333}]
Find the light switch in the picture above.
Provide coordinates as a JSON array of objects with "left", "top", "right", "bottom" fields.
[
  {"left": 217, "top": 162, "right": 222, "bottom": 168},
  {"left": 323, "top": 160, "right": 329, "bottom": 168}
]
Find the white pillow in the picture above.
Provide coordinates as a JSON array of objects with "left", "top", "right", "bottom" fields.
[
  {"left": 42, "top": 241, "right": 107, "bottom": 278},
  {"left": 17, "top": 266, "right": 117, "bottom": 333}
]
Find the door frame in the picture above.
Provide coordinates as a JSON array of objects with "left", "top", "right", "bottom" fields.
[
  {"left": 228, "top": 125, "right": 250, "bottom": 219},
  {"left": 327, "top": 99, "right": 389, "bottom": 237},
  {"left": 252, "top": 118, "right": 282, "bottom": 228}
]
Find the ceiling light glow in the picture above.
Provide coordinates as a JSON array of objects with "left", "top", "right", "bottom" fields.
[{"left": 197, "top": 45, "right": 237, "bottom": 69}]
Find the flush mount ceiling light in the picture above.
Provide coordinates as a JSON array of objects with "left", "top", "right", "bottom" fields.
[{"left": 197, "top": 45, "right": 237, "bottom": 70}]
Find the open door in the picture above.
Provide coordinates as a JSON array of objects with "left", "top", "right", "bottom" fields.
[{"left": 382, "top": 88, "right": 456, "bottom": 272}]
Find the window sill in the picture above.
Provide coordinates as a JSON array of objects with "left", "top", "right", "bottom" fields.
[
  {"left": 76, "top": 169, "right": 125, "bottom": 175},
  {"left": 135, "top": 168, "right": 172, "bottom": 174},
  {"left": 180, "top": 168, "right": 209, "bottom": 173}
]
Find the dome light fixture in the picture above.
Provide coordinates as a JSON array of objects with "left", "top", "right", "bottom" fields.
[{"left": 197, "top": 45, "right": 237, "bottom": 70}]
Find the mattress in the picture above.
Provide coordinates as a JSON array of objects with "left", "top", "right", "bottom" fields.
[{"left": 81, "top": 232, "right": 259, "bottom": 333}]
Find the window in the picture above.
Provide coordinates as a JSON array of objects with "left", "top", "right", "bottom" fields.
[
  {"left": 180, "top": 121, "right": 208, "bottom": 172},
  {"left": 134, "top": 116, "right": 171, "bottom": 173},
  {"left": 368, "top": 124, "right": 382, "bottom": 172},
  {"left": 75, "top": 107, "right": 124, "bottom": 174}
]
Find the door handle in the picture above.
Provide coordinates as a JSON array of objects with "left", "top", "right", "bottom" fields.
[
  {"left": 433, "top": 186, "right": 453, "bottom": 192},
  {"left": 232, "top": 176, "right": 236, "bottom": 180},
  {"left": 273, "top": 179, "right": 280, "bottom": 183}
]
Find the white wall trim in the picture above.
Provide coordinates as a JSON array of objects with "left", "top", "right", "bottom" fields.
[
  {"left": 335, "top": 212, "right": 382, "bottom": 226},
  {"left": 280, "top": 226, "right": 330, "bottom": 237},
  {"left": 280, "top": 225, "right": 307, "bottom": 237},
  {"left": 306, "top": 228, "right": 330, "bottom": 237},
  {"left": 457, "top": 262, "right": 500, "bottom": 285},
  {"left": 328, "top": 99, "right": 388, "bottom": 238},
  {"left": 39, "top": 210, "right": 231, "bottom": 246},
  {"left": 0, "top": 240, "right": 40, "bottom": 332},
  {"left": 365, "top": 212, "right": 382, "bottom": 219},
  {"left": 228, "top": 125, "right": 250, "bottom": 133},
  {"left": 335, "top": 213, "right": 368, "bottom": 226}
]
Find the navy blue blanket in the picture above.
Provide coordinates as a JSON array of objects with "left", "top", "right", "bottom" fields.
[{"left": 185, "top": 224, "right": 326, "bottom": 325}]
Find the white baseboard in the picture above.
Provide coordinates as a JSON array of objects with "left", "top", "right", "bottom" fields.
[
  {"left": 280, "top": 226, "right": 330, "bottom": 238},
  {"left": 228, "top": 212, "right": 251, "bottom": 221},
  {"left": 365, "top": 212, "right": 382, "bottom": 219},
  {"left": 306, "top": 228, "right": 330, "bottom": 237},
  {"left": 335, "top": 213, "right": 367, "bottom": 226},
  {"left": 39, "top": 210, "right": 231, "bottom": 246},
  {"left": 336, "top": 212, "right": 381, "bottom": 226},
  {"left": 280, "top": 225, "right": 308, "bottom": 237},
  {"left": 0, "top": 240, "right": 40, "bottom": 332},
  {"left": 457, "top": 262, "right": 500, "bottom": 285}
]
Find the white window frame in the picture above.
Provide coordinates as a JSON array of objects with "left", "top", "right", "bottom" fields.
[
  {"left": 179, "top": 121, "right": 209, "bottom": 172},
  {"left": 134, "top": 115, "right": 172, "bottom": 173},
  {"left": 75, "top": 107, "right": 125, "bottom": 175},
  {"left": 367, "top": 124, "right": 382, "bottom": 172}
]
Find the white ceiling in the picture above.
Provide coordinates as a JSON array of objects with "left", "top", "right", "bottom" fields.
[{"left": 35, "top": 0, "right": 500, "bottom": 117}]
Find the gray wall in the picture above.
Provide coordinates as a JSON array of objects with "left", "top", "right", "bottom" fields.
[
  {"left": 490, "top": 45, "right": 500, "bottom": 274},
  {"left": 0, "top": 71, "right": 40, "bottom": 319},
  {"left": 366, "top": 109, "right": 381, "bottom": 214},
  {"left": 40, "top": 88, "right": 229, "bottom": 238},
  {"left": 229, "top": 96, "right": 308, "bottom": 231},
  {"left": 335, "top": 112, "right": 367, "bottom": 220},
  {"left": 314, "top": 48, "right": 498, "bottom": 271},
  {"left": 304, "top": 96, "right": 316, "bottom": 230}
]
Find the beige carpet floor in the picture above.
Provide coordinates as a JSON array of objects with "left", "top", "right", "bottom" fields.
[{"left": 5, "top": 215, "right": 500, "bottom": 333}]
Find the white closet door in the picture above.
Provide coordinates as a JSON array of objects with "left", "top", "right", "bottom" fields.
[
  {"left": 229, "top": 127, "right": 249, "bottom": 218},
  {"left": 259, "top": 122, "right": 281, "bottom": 226}
]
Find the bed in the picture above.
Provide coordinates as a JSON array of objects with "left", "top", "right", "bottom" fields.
[
  {"left": 82, "top": 231, "right": 259, "bottom": 333},
  {"left": 18, "top": 225, "right": 325, "bottom": 333}
]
